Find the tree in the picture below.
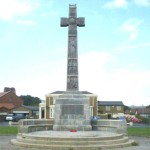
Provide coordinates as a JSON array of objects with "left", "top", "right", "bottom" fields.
[
  {"left": 146, "top": 105, "right": 150, "bottom": 108},
  {"left": 19, "top": 95, "right": 41, "bottom": 106}
]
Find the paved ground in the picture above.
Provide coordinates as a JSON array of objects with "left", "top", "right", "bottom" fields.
[
  {"left": 0, "top": 135, "right": 150, "bottom": 150},
  {"left": 0, "top": 121, "right": 18, "bottom": 126}
]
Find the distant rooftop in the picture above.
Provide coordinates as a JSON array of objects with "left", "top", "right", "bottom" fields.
[
  {"left": 22, "top": 105, "right": 39, "bottom": 111},
  {"left": 125, "top": 108, "right": 150, "bottom": 114},
  {"left": 98, "top": 101, "right": 124, "bottom": 106}
]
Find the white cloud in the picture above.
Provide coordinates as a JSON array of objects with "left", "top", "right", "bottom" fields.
[
  {"left": 78, "top": 51, "right": 150, "bottom": 106},
  {"left": 114, "top": 42, "right": 150, "bottom": 52},
  {"left": 133, "top": 0, "right": 150, "bottom": 7},
  {"left": 16, "top": 20, "right": 37, "bottom": 26},
  {"left": 0, "top": 0, "right": 39, "bottom": 21},
  {"left": 1, "top": 51, "right": 150, "bottom": 106},
  {"left": 118, "top": 18, "right": 143, "bottom": 41},
  {"left": 104, "top": 0, "right": 150, "bottom": 9},
  {"left": 104, "top": 0, "right": 128, "bottom": 8}
]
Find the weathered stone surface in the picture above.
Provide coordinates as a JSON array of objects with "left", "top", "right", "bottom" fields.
[
  {"left": 53, "top": 93, "right": 91, "bottom": 131},
  {"left": 53, "top": 5, "right": 91, "bottom": 131},
  {"left": 61, "top": 4, "right": 85, "bottom": 92}
]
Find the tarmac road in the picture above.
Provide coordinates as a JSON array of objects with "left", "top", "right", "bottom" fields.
[
  {"left": 0, "top": 121, "right": 9, "bottom": 126},
  {"left": 0, "top": 135, "right": 150, "bottom": 150},
  {"left": 0, "top": 121, "right": 18, "bottom": 126}
]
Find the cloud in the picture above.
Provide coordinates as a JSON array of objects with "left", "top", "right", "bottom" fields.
[
  {"left": 1, "top": 51, "right": 150, "bottom": 106},
  {"left": 104, "top": 0, "right": 150, "bottom": 9},
  {"left": 16, "top": 20, "right": 37, "bottom": 26},
  {"left": 78, "top": 51, "right": 150, "bottom": 106},
  {"left": 102, "top": 69, "right": 150, "bottom": 106},
  {"left": 0, "top": 0, "right": 39, "bottom": 21},
  {"left": 118, "top": 18, "right": 143, "bottom": 41},
  {"left": 104, "top": 0, "right": 128, "bottom": 8},
  {"left": 133, "top": 0, "right": 150, "bottom": 7},
  {"left": 114, "top": 42, "right": 150, "bottom": 52}
]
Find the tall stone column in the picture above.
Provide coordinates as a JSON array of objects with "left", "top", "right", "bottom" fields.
[{"left": 61, "top": 4, "right": 85, "bottom": 92}]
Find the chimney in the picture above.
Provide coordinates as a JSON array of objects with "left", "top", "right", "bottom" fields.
[{"left": 4, "top": 87, "right": 16, "bottom": 94}]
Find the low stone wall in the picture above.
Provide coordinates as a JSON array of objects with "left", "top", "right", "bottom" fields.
[
  {"left": 18, "top": 119, "right": 54, "bottom": 133},
  {"left": 18, "top": 119, "right": 54, "bottom": 126},
  {"left": 17, "top": 119, "right": 127, "bottom": 135},
  {"left": 91, "top": 119, "right": 127, "bottom": 135}
]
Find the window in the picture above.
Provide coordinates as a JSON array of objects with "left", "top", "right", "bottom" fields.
[
  {"left": 90, "top": 106, "right": 93, "bottom": 116},
  {"left": 106, "top": 106, "right": 110, "bottom": 111},
  {"left": 117, "top": 106, "right": 121, "bottom": 111},
  {"left": 49, "top": 107, "right": 55, "bottom": 118}
]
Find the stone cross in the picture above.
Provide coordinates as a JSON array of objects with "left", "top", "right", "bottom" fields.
[{"left": 61, "top": 4, "right": 85, "bottom": 92}]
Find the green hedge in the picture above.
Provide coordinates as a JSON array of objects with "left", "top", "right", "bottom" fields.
[{"left": 136, "top": 115, "right": 150, "bottom": 124}]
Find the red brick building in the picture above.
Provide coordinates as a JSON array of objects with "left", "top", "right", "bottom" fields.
[{"left": 0, "top": 87, "right": 23, "bottom": 115}]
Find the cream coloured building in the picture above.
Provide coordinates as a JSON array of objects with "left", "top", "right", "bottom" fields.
[{"left": 39, "top": 91, "right": 98, "bottom": 119}]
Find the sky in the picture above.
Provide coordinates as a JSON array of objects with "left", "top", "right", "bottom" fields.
[{"left": 0, "top": 0, "right": 150, "bottom": 106}]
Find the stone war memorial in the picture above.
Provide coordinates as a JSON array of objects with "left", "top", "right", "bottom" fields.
[
  {"left": 53, "top": 4, "right": 91, "bottom": 131},
  {"left": 11, "top": 4, "right": 134, "bottom": 150}
]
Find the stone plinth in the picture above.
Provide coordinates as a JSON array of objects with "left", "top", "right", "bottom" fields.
[{"left": 53, "top": 92, "right": 92, "bottom": 131}]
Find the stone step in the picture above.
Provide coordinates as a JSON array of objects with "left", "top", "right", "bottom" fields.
[
  {"left": 11, "top": 139, "right": 134, "bottom": 150},
  {"left": 17, "top": 135, "right": 129, "bottom": 145},
  {"left": 18, "top": 132, "right": 124, "bottom": 141},
  {"left": 11, "top": 131, "right": 134, "bottom": 149}
]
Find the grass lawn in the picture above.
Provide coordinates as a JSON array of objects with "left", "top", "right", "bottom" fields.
[
  {"left": 0, "top": 126, "right": 150, "bottom": 137},
  {"left": 128, "top": 127, "right": 150, "bottom": 137},
  {"left": 0, "top": 126, "right": 18, "bottom": 135}
]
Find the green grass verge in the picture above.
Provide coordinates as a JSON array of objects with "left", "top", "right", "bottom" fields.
[
  {"left": 128, "top": 127, "right": 150, "bottom": 137},
  {"left": 0, "top": 126, "right": 150, "bottom": 137},
  {"left": 0, "top": 126, "right": 18, "bottom": 135}
]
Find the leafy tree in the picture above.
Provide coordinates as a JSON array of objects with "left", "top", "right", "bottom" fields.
[
  {"left": 146, "top": 105, "right": 150, "bottom": 108},
  {"left": 19, "top": 95, "right": 41, "bottom": 106}
]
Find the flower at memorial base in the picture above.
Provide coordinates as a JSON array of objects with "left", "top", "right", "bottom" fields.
[{"left": 70, "top": 129, "right": 77, "bottom": 132}]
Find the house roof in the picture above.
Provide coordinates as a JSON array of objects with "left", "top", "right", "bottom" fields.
[
  {"left": 0, "top": 92, "right": 9, "bottom": 98},
  {"left": 50, "top": 91, "right": 94, "bottom": 95},
  {"left": 22, "top": 105, "right": 39, "bottom": 111},
  {"left": 80, "top": 91, "right": 93, "bottom": 94},
  {"left": 138, "top": 108, "right": 150, "bottom": 114},
  {"left": 98, "top": 101, "right": 124, "bottom": 106},
  {"left": 125, "top": 108, "right": 150, "bottom": 114},
  {"left": 0, "top": 103, "right": 15, "bottom": 109}
]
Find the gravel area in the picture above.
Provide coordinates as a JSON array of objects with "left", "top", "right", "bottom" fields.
[{"left": 0, "top": 135, "right": 150, "bottom": 150}]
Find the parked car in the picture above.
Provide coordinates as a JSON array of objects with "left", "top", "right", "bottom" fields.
[
  {"left": 5, "top": 114, "right": 14, "bottom": 121},
  {"left": 91, "top": 116, "right": 101, "bottom": 121},
  {"left": 12, "top": 114, "right": 26, "bottom": 122}
]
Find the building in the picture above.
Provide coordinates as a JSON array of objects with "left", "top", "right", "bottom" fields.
[
  {"left": 0, "top": 87, "right": 23, "bottom": 120},
  {"left": 125, "top": 108, "right": 150, "bottom": 119},
  {"left": 39, "top": 91, "right": 98, "bottom": 119},
  {"left": 12, "top": 105, "right": 39, "bottom": 119},
  {"left": 0, "top": 87, "right": 23, "bottom": 114},
  {"left": 98, "top": 101, "right": 124, "bottom": 119}
]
